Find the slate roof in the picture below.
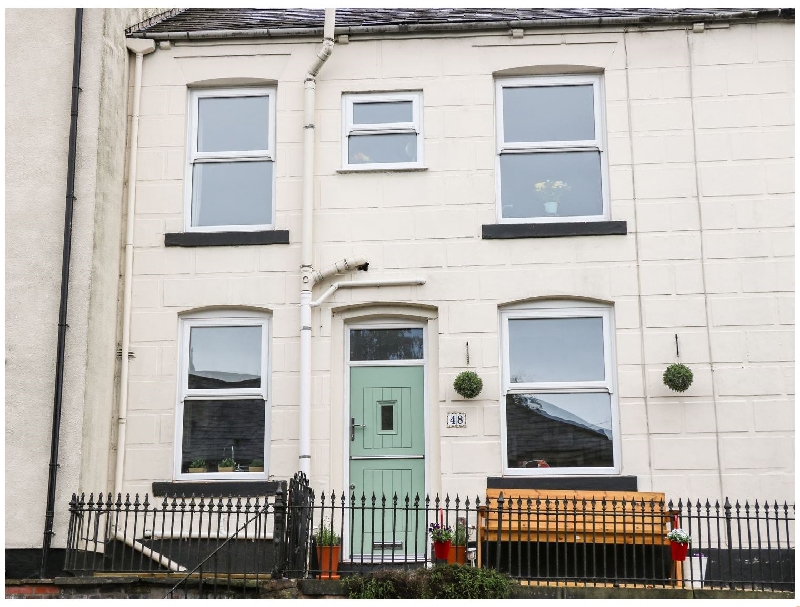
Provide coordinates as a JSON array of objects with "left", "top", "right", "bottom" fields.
[{"left": 127, "top": 8, "right": 792, "bottom": 38}]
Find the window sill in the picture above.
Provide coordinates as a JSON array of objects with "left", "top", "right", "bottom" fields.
[
  {"left": 152, "top": 480, "right": 284, "bottom": 497},
  {"left": 482, "top": 221, "right": 627, "bottom": 239},
  {"left": 337, "top": 166, "right": 428, "bottom": 174},
  {"left": 165, "top": 230, "right": 290, "bottom": 247},
  {"left": 488, "top": 476, "right": 637, "bottom": 491}
]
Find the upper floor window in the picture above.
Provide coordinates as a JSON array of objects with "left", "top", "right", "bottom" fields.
[
  {"left": 185, "top": 88, "right": 276, "bottom": 232},
  {"left": 500, "top": 301, "right": 619, "bottom": 475},
  {"left": 175, "top": 310, "right": 270, "bottom": 479},
  {"left": 342, "top": 92, "right": 424, "bottom": 170},
  {"left": 495, "top": 75, "right": 608, "bottom": 223}
]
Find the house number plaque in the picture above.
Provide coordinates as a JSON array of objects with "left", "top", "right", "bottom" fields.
[{"left": 446, "top": 412, "right": 466, "bottom": 428}]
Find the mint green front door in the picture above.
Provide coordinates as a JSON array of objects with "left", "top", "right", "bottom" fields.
[{"left": 349, "top": 365, "right": 425, "bottom": 559}]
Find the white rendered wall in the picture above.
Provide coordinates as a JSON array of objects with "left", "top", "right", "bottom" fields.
[
  {"left": 5, "top": 7, "right": 162, "bottom": 553},
  {"left": 122, "top": 20, "right": 794, "bottom": 503}
]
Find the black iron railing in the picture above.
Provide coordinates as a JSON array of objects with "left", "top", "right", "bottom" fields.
[{"left": 66, "top": 475, "right": 795, "bottom": 595}]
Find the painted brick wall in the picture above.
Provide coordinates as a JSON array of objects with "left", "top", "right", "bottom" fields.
[{"left": 123, "top": 20, "right": 794, "bottom": 502}]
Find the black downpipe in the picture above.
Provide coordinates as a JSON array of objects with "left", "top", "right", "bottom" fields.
[{"left": 41, "top": 7, "right": 83, "bottom": 579}]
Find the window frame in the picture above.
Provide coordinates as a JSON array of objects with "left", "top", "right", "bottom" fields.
[
  {"left": 341, "top": 91, "right": 424, "bottom": 171},
  {"left": 184, "top": 87, "right": 277, "bottom": 233},
  {"left": 499, "top": 301, "right": 620, "bottom": 476},
  {"left": 174, "top": 310, "right": 271, "bottom": 481},
  {"left": 495, "top": 74, "right": 609, "bottom": 225}
]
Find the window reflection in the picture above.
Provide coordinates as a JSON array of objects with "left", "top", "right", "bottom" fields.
[
  {"left": 191, "top": 161, "right": 273, "bottom": 227},
  {"left": 189, "top": 326, "right": 262, "bottom": 389},
  {"left": 197, "top": 96, "right": 269, "bottom": 153},
  {"left": 350, "top": 328, "right": 423, "bottom": 361},
  {"left": 509, "top": 317, "right": 605, "bottom": 383},
  {"left": 353, "top": 101, "right": 413, "bottom": 124},
  {"left": 181, "top": 398, "right": 265, "bottom": 472},
  {"left": 506, "top": 393, "right": 613, "bottom": 468},
  {"left": 500, "top": 151, "right": 602, "bottom": 219},
  {"left": 348, "top": 133, "right": 417, "bottom": 164}
]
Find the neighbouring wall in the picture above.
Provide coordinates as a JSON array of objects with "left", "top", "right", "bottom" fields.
[{"left": 5, "top": 7, "right": 163, "bottom": 560}]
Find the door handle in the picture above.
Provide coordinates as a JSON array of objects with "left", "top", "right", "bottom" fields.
[{"left": 350, "top": 417, "right": 366, "bottom": 441}]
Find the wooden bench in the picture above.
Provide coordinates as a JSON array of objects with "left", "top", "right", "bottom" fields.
[{"left": 476, "top": 489, "right": 678, "bottom": 572}]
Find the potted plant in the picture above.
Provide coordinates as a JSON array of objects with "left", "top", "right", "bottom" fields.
[
  {"left": 218, "top": 457, "right": 236, "bottom": 473},
  {"left": 428, "top": 522, "right": 454, "bottom": 561},
  {"left": 534, "top": 179, "right": 571, "bottom": 216},
  {"left": 663, "top": 363, "right": 693, "bottom": 392},
  {"left": 315, "top": 525, "right": 341, "bottom": 580},
  {"left": 188, "top": 459, "right": 207, "bottom": 473},
  {"left": 249, "top": 458, "right": 264, "bottom": 472},
  {"left": 666, "top": 528, "right": 691, "bottom": 561},
  {"left": 447, "top": 519, "right": 469, "bottom": 565},
  {"left": 453, "top": 371, "right": 483, "bottom": 399}
]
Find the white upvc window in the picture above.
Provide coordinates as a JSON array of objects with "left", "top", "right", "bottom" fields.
[
  {"left": 174, "top": 310, "right": 271, "bottom": 480},
  {"left": 185, "top": 87, "right": 276, "bottom": 232},
  {"left": 342, "top": 91, "right": 424, "bottom": 170},
  {"left": 495, "top": 75, "right": 609, "bottom": 223},
  {"left": 500, "top": 301, "right": 620, "bottom": 475}
]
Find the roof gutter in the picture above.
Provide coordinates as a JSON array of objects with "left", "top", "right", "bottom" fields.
[
  {"left": 125, "top": 9, "right": 781, "bottom": 41},
  {"left": 41, "top": 7, "right": 82, "bottom": 580}
]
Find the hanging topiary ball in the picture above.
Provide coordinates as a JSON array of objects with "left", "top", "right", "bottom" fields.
[
  {"left": 453, "top": 371, "right": 483, "bottom": 399},
  {"left": 663, "top": 363, "right": 694, "bottom": 392}
]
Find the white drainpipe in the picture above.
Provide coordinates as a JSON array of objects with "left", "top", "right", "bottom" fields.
[
  {"left": 115, "top": 39, "right": 155, "bottom": 496},
  {"left": 299, "top": 9, "right": 335, "bottom": 477}
]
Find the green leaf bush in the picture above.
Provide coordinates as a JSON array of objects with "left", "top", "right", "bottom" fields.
[
  {"left": 663, "top": 363, "right": 694, "bottom": 392},
  {"left": 453, "top": 371, "right": 483, "bottom": 399},
  {"left": 344, "top": 565, "right": 512, "bottom": 599}
]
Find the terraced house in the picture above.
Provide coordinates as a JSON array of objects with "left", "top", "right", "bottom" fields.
[{"left": 6, "top": 7, "right": 795, "bottom": 592}]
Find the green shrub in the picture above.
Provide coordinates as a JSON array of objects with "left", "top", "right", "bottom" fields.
[
  {"left": 345, "top": 565, "right": 511, "bottom": 600},
  {"left": 663, "top": 363, "right": 694, "bottom": 392},
  {"left": 424, "top": 565, "right": 511, "bottom": 599},
  {"left": 453, "top": 371, "right": 483, "bottom": 399},
  {"left": 344, "top": 569, "right": 422, "bottom": 599}
]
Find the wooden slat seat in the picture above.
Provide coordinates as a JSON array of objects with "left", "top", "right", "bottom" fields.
[{"left": 477, "top": 489, "right": 678, "bottom": 571}]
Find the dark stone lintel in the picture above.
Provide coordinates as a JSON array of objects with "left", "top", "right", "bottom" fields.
[
  {"left": 165, "top": 230, "right": 290, "bottom": 247},
  {"left": 152, "top": 480, "right": 284, "bottom": 497},
  {"left": 482, "top": 221, "right": 627, "bottom": 239}
]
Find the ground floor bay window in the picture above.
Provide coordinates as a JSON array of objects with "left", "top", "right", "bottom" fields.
[
  {"left": 500, "top": 301, "right": 619, "bottom": 474},
  {"left": 175, "top": 310, "right": 270, "bottom": 479}
]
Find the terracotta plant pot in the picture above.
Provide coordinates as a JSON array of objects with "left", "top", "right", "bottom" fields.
[
  {"left": 317, "top": 545, "right": 341, "bottom": 579},
  {"left": 447, "top": 545, "right": 467, "bottom": 565},
  {"left": 433, "top": 540, "right": 451, "bottom": 561},
  {"left": 670, "top": 541, "right": 689, "bottom": 561}
]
